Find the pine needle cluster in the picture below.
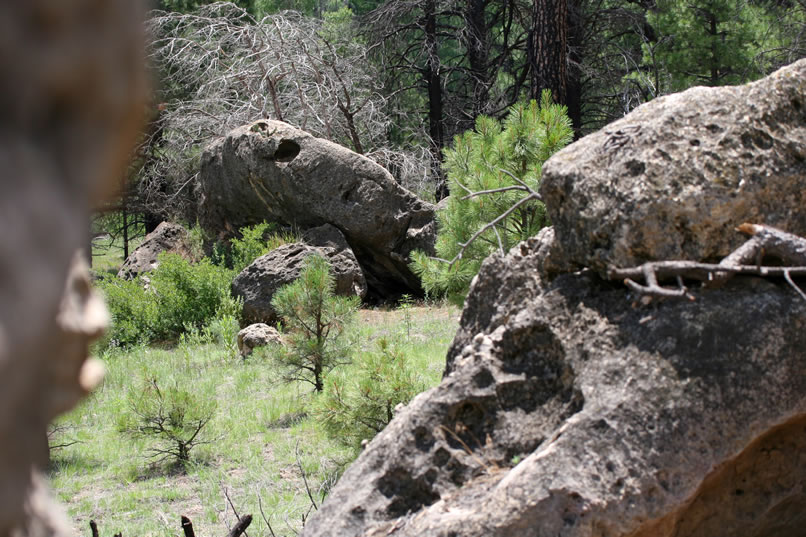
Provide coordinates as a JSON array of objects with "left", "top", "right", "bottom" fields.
[{"left": 412, "top": 91, "right": 573, "bottom": 303}]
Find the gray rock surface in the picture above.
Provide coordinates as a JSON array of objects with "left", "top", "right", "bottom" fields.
[
  {"left": 117, "top": 221, "right": 190, "bottom": 280},
  {"left": 303, "top": 61, "right": 806, "bottom": 537},
  {"left": 304, "top": 235, "right": 806, "bottom": 537},
  {"left": 540, "top": 59, "right": 806, "bottom": 275},
  {"left": 232, "top": 225, "right": 366, "bottom": 325},
  {"left": 198, "top": 120, "right": 436, "bottom": 297},
  {"left": 237, "top": 323, "right": 283, "bottom": 357}
]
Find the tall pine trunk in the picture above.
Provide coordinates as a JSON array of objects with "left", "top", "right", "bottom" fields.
[
  {"left": 529, "top": 0, "right": 568, "bottom": 105},
  {"left": 425, "top": 0, "right": 448, "bottom": 201}
]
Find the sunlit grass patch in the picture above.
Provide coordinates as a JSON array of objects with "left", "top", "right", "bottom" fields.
[{"left": 50, "top": 304, "right": 459, "bottom": 536}]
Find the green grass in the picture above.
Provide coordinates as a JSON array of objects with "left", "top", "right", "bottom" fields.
[
  {"left": 49, "top": 304, "right": 459, "bottom": 537},
  {"left": 91, "top": 234, "right": 145, "bottom": 276}
]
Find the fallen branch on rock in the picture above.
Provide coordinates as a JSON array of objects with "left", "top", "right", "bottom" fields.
[{"left": 607, "top": 224, "right": 806, "bottom": 301}]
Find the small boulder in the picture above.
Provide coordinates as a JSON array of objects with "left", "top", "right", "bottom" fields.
[
  {"left": 237, "top": 323, "right": 282, "bottom": 357},
  {"left": 232, "top": 225, "right": 366, "bottom": 325},
  {"left": 117, "top": 222, "right": 190, "bottom": 280},
  {"left": 540, "top": 59, "right": 806, "bottom": 275}
]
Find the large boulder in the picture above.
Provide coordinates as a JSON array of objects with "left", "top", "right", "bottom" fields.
[
  {"left": 117, "top": 221, "right": 190, "bottom": 280},
  {"left": 540, "top": 59, "right": 806, "bottom": 275},
  {"left": 302, "top": 62, "right": 806, "bottom": 537},
  {"left": 303, "top": 235, "right": 806, "bottom": 537},
  {"left": 198, "top": 120, "right": 436, "bottom": 297},
  {"left": 232, "top": 225, "right": 366, "bottom": 325}
]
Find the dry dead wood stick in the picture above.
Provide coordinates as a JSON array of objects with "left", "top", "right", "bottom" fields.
[
  {"left": 222, "top": 486, "right": 249, "bottom": 537},
  {"left": 620, "top": 265, "right": 693, "bottom": 300},
  {"left": 738, "top": 223, "right": 806, "bottom": 264},
  {"left": 608, "top": 262, "right": 806, "bottom": 282},
  {"left": 258, "top": 495, "right": 278, "bottom": 537},
  {"left": 711, "top": 223, "right": 806, "bottom": 285},
  {"left": 181, "top": 515, "right": 196, "bottom": 537},
  {"left": 610, "top": 223, "right": 806, "bottom": 301},
  {"left": 610, "top": 262, "right": 806, "bottom": 299},
  {"left": 226, "top": 515, "right": 253, "bottom": 537},
  {"left": 295, "top": 441, "right": 318, "bottom": 511}
]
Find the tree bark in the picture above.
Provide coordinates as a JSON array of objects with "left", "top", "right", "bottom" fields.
[
  {"left": 465, "top": 0, "right": 491, "bottom": 118},
  {"left": 529, "top": 0, "right": 568, "bottom": 105},
  {"left": 424, "top": 0, "right": 448, "bottom": 200},
  {"left": 565, "top": 0, "right": 583, "bottom": 136}
]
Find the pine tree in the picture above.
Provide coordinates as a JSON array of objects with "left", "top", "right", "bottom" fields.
[
  {"left": 649, "top": 0, "right": 770, "bottom": 91},
  {"left": 271, "top": 255, "right": 359, "bottom": 392},
  {"left": 411, "top": 91, "right": 573, "bottom": 303}
]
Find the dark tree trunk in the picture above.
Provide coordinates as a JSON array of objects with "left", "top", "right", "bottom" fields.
[
  {"left": 122, "top": 205, "right": 129, "bottom": 261},
  {"left": 708, "top": 9, "right": 719, "bottom": 85},
  {"left": 424, "top": 0, "right": 448, "bottom": 200},
  {"left": 565, "top": 0, "right": 583, "bottom": 137},
  {"left": 465, "top": 0, "right": 491, "bottom": 118},
  {"left": 314, "top": 359, "right": 324, "bottom": 392},
  {"left": 528, "top": 0, "right": 568, "bottom": 105}
]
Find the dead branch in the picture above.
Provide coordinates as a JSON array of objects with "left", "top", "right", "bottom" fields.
[
  {"left": 258, "top": 495, "right": 278, "bottom": 537},
  {"left": 181, "top": 516, "right": 195, "bottom": 537},
  {"left": 295, "top": 442, "right": 318, "bottom": 512},
  {"left": 608, "top": 223, "right": 806, "bottom": 301},
  {"left": 222, "top": 486, "right": 249, "bottom": 537},
  {"left": 443, "top": 192, "right": 540, "bottom": 266},
  {"left": 227, "top": 515, "right": 253, "bottom": 537}
]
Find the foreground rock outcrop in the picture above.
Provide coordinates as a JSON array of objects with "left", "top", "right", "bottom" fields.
[
  {"left": 117, "top": 222, "right": 189, "bottom": 280},
  {"left": 305, "top": 236, "right": 806, "bottom": 537},
  {"left": 302, "top": 60, "right": 806, "bottom": 537},
  {"left": 541, "top": 59, "right": 806, "bottom": 275},
  {"left": 198, "top": 120, "right": 436, "bottom": 298},
  {"left": 232, "top": 225, "right": 366, "bottom": 325}
]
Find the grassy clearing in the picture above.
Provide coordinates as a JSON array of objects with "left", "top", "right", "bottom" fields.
[
  {"left": 49, "top": 304, "right": 459, "bottom": 537},
  {"left": 91, "top": 234, "right": 145, "bottom": 276}
]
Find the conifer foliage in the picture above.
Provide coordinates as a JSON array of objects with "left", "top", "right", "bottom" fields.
[
  {"left": 271, "top": 255, "right": 359, "bottom": 392},
  {"left": 411, "top": 91, "right": 573, "bottom": 303}
]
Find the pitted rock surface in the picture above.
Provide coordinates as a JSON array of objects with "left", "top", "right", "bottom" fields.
[
  {"left": 198, "top": 120, "right": 435, "bottom": 298},
  {"left": 117, "top": 221, "right": 190, "bottom": 280},
  {"left": 303, "top": 232, "right": 806, "bottom": 537},
  {"left": 540, "top": 59, "right": 806, "bottom": 275},
  {"left": 232, "top": 225, "right": 366, "bottom": 325},
  {"left": 237, "top": 323, "right": 283, "bottom": 357}
]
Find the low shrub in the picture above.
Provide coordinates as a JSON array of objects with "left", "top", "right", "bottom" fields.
[
  {"left": 97, "top": 275, "right": 160, "bottom": 347},
  {"left": 229, "top": 222, "right": 299, "bottom": 273},
  {"left": 314, "top": 338, "right": 427, "bottom": 450},
  {"left": 117, "top": 377, "right": 217, "bottom": 464},
  {"left": 98, "top": 253, "right": 236, "bottom": 347}
]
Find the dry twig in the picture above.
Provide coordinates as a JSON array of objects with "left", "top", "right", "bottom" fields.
[{"left": 608, "top": 223, "right": 806, "bottom": 301}]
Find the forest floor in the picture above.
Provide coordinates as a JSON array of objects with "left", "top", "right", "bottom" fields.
[{"left": 48, "top": 304, "right": 459, "bottom": 537}]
